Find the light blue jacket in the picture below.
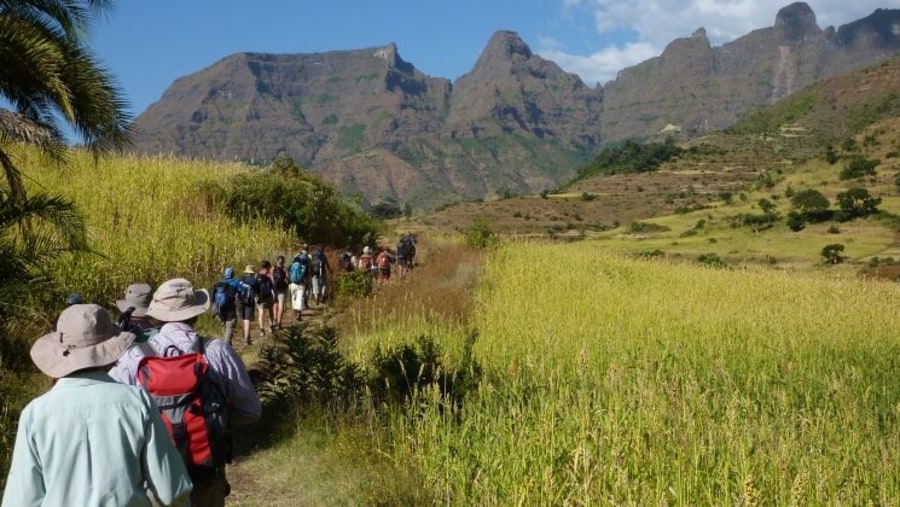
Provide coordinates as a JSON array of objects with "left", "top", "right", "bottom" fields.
[{"left": 2, "top": 371, "right": 192, "bottom": 506}]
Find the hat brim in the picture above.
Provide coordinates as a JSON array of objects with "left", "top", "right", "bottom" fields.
[
  {"left": 30, "top": 329, "right": 135, "bottom": 379},
  {"left": 115, "top": 300, "right": 149, "bottom": 318},
  {"left": 146, "top": 288, "right": 211, "bottom": 322}
]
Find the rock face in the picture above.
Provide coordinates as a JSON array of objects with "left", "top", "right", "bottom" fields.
[
  {"left": 133, "top": 4, "right": 900, "bottom": 208},
  {"left": 133, "top": 32, "right": 603, "bottom": 208},
  {"left": 600, "top": 3, "right": 900, "bottom": 141}
]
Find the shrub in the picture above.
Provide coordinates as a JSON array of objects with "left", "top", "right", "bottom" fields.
[
  {"left": 827, "top": 225, "right": 841, "bottom": 234},
  {"left": 581, "top": 192, "right": 597, "bottom": 202},
  {"left": 836, "top": 187, "right": 881, "bottom": 220},
  {"left": 255, "top": 325, "right": 365, "bottom": 411},
  {"left": 821, "top": 244, "right": 846, "bottom": 265},
  {"left": 465, "top": 217, "right": 495, "bottom": 249},
  {"left": 630, "top": 221, "right": 671, "bottom": 233},
  {"left": 368, "top": 333, "right": 482, "bottom": 409},
  {"left": 221, "top": 155, "right": 378, "bottom": 246},
  {"left": 334, "top": 270, "right": 374, "bottom": 300},
  {"left": 839, "top": 156, "right": 879, "bottom": 180},
  {"left": 786, "top": 211, "right": 806, "bottom": 232},
  {"left": 698, "top": 253, "right": 728, "bottom": 268}
]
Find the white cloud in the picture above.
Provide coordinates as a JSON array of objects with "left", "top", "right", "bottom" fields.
[
  {"left": 542, "top": 0, "right": 892, "bottom": 85},
  {"left": 539, "top": 42, "right": 659, "bottom": 86}
]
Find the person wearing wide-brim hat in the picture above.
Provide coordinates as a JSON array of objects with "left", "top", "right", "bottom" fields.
[
  {"left": 2, "top": 304, "right": 192, "bottom": 506},
  {"left": 142, "top": 278, "right": 261, "bottom": 506},
  {"left": 115, "top": 282, "right": 156, "bottom": 337}
]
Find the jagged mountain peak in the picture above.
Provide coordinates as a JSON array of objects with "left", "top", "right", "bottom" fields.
[
  {"left": 481, "top": 30, "right": 533, "bottom": 61},
  {"left": 774, "top": 2, "right": 820, "bottom": 39}
]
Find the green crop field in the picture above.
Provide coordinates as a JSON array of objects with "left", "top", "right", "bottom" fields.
[{"left": 376, "top": 242, "right": 900, "bottom": 505}]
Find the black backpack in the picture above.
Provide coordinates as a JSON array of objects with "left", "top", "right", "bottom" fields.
[
  {"left": 312, "top": 251, "right": 326, "bottom": 278},
  {"left": 238, "top": 276, "right": 256, "bottom": 306},
  {"left": 338, "top": 251, "right": 353, "bottom": 272},
  {"left": 272, "top": 266, "right": 288, "bottom": 290},
  {"left": 258, "top": 275, "right": 274, "bottom": 303}
]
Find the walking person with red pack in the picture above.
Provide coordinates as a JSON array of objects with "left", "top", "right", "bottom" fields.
[
  {"left": 114, "top": 278, "right": 261, "bottom": 507},
  {"left": 3, "top": 304, "right": 192, "bottom": 506}
]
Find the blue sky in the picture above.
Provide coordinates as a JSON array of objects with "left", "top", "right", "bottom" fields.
[{"left": 89, "top": 1, "right": 893, "bottom": 117}]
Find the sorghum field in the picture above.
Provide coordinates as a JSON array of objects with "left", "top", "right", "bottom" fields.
[{"left": 380, "top": 242, "right": 900, "bottom": 505}]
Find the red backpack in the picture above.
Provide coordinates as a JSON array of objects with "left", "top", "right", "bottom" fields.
[{"left": 137, "top": 340, "right": 230, "bottom": 482}]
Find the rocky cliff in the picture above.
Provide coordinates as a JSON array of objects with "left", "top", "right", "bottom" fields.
[
  {"left": 132, "top": 32, "right": 603, "bottom": 208},
  {"left": 600, "top": 3, "right": 900, "bottom": 141}
]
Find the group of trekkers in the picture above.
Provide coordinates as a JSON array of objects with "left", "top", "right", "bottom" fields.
[
  {"left": 1, "top": 234, "right": 418, "bottom": 506},
  {"left": 211, "top": 235, "right": 418, "bottom": 346},
  {"left": 3, "top": 278, "right": 260, "bottom": 506}
]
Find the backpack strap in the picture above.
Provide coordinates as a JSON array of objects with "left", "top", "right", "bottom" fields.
[{"left": 163, "top": 344, "right": 183, "bottom": 357}]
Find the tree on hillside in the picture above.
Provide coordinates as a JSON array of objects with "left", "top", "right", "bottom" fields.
[
  {"left": 836, "top": 187, "right": 881, "bottom": 220},
  {"left": 790, "top": 188, "right": 831, "bottom": 223},
  {"left": 0, "top": 0, "right": 130, "bottom": 341}
]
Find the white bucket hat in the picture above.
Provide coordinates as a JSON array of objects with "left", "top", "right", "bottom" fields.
[
  {"left": 31, "top": 304, "right": 135, "bottom": 378},
  {"left": 146, "top": 278, "right": 210, "bottom": 322},
  {"left": 115, "top": 283, "right": 153, "bottom": 317}
]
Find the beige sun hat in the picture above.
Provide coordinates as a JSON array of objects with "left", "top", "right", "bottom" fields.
[
  {"left": 146, "top": 278, "right": 210, "bottom": 322},
  {"left": 115, "top": 283, "right": 153, "bottom": 317},
  {"left": 243, "top": 265, "right": 255, "bottom": 275},
  {"left": 31, "top": 304, "right": 135, "bottom": 378}
]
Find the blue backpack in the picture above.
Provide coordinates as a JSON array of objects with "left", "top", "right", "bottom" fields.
[
  {"left": 238, "top": 277, "right": 256, "bottom": 305},
  {"left": 212, "top": 281, "right": 234, "bottom": 318},
  {"left": 289, "top": 259, "right": 306, "bottom": 284}
]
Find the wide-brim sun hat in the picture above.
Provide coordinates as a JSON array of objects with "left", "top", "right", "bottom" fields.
[
  {"left": 31, "top": 304, "right": 135, "bottom": 378},
  {"left": 115, "top": 283, "right": 153, "bottom": 317},
  {"left": 146, "top": 278, "right": 210, "bottom": 322},
  {"left": 243, "top": 265, "right": 255, "bottom": 274}
]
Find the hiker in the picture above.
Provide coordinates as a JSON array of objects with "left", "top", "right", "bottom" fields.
[
  {"left": 142, "top": 278, "right": 262, "bottom": 506},
  {"left": 375, "top": 246, "right": 394, "bottom": 282},
  {"left": 212, "top": 268, "right": 240, "bottom": 345},
  {"left": 2, "top": 304, "right": 192, "bottom": 506},
  {"left": 396, "top": 234, "right": 417, "bottom": 279},
  {"left": 288, "top": 249, "right": 310, "bottom": 320},
  {"left": 337, "top": 245, "right": 355, "bottom": 273},
  {"left": 236, "top": 265, "right": 259, "bottom": 346},
  {"left": 310, "top": 247, "right": 329, "bottom": 305},
  {"left": 108, "top": 282, "right": 160, "bottom": 385},
  {"left": 272, "top": 255, "right": 289, "bottom": 328},
  {"left": 256, "top": 260, "right": 276, "bottom": 336},
  {"left": 358, "top": 246, "right": 375, "bottom": 274},
  {"left": 116, "top": 282, "right": 157, "bottom": 335}
]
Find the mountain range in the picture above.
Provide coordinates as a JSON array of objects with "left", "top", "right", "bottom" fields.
[{"left": 132, "top": 2, "right": 900, "bottom": 210}]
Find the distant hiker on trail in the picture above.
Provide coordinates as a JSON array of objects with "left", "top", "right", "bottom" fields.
[
  {"left": 115, "top": 283, "right": 157, "bottom": 336},
  {"left": 337, "top": 245, "right": 355, "bottom": 273},
  {"left": 237, "top": 265, "right": 260, "bottom": 346},
  {"left": 289, "top": 249, "right": 310, "bottom": 321},
  {"left": 135, "top": 278, "right": 261, "bottom": 506},
  {"left": 375, "top": 246, "right": 395, "bottom": 282},
  {"left": 396, "top": 233, "right": 417, "bottom": 279},
  {"left": 2, "top": 304, "right": 192, "bottom": 507},
  {"left": 358, "top": 246, "right": 375, "bottom": 274},
  {"left": 310, "top": 247, "right": 329, "bottom": 305},
  {"left": 256, "top": 260, "right": 276, "bottom": 336},
  {"left": 272, "top": 255, "right": 289, "bottom": 328},
  {"left": 212, "top": 267, "right": 239, "bottom": 346}
]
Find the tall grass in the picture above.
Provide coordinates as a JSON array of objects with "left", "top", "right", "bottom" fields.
[
  {"left": 382, "top": 242, "right": 900, "bottom": 505},
  {"left": 20, "top": 149, "right": 294, "bottom": 314}
]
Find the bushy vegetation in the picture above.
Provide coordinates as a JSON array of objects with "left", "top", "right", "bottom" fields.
[
  {"left": 208, "top": 155, "right": 378, "bottom": 247},
  {"left": 835, "top": 187, "right": 881, "bottom": 220},
  {"left": 464, "top": 217, "right": 495, "bottom": 249},
  {"left": 839, "top": 155, "right": 880, "bottom": 180},
  {"left": 574, "top": 138, "right": 682, "bottom": 180}
]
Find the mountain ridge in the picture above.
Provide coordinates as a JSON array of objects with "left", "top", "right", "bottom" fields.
[{"left": 132, "top": 3, "right": 900, "bottom": 210}]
